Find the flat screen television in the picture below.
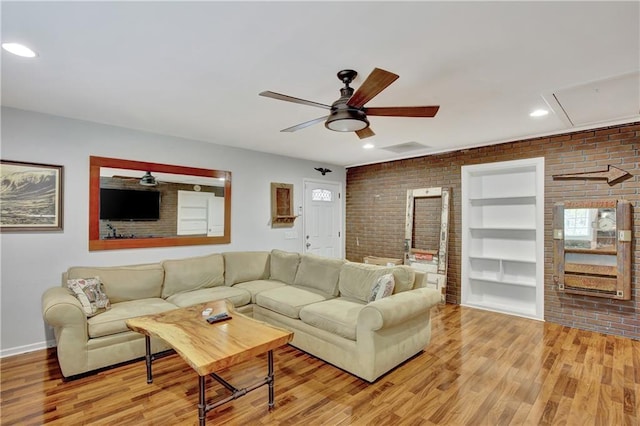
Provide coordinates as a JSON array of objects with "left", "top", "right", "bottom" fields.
[{"left": 100, "top": 188, "right": 160, "bottom": 221}]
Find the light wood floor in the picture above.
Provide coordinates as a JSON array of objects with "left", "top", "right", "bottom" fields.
[{"left": 2, "top": 304, "right": 639, "bottom": 425}]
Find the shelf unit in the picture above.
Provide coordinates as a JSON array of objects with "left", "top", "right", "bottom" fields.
[{"left": 461, "top": 157, "right": 544, "bottom": 320}]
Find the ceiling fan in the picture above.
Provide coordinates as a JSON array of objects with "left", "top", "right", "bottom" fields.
[
  {"left": 259, "top": 68, "right": 440, "bottom": 139},
  {"left": 112, "top": 171, "right": 159, "bottom": 187}
]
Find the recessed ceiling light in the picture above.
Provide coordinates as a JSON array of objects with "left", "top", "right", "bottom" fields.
[
  {"left": 363, "top": 143, "right": 375, "bottom": 149},
  {"left": 529, "top": 109, "right": 549, "bottom": 117},
  {"left": 2, "top": 42, "right": 37, "bottom": 58}
]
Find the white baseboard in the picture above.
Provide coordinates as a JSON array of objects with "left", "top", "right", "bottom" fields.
[{"left": 0, "top": 339, "right": 56, "bottom": 358}]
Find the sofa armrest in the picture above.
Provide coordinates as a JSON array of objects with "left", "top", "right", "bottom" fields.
[
  {"left": 42, "top": 287, "right": 91, "bottom": 377},
  {"left": 358, "top": 287, "right": 440, "bottom": 331},
  {"left": 42, "top": 287, "right": 87, "bottom": 329}
]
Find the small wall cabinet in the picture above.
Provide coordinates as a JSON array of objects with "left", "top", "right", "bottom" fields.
[
  {"left": 553, "top": 199, "right": 632, "bottom": 299},
  {"left": 461, "top": 157, "right": 544, "bottom": 320},
  {"left": 271, "top": 182, "right": 297, "bottom": 228}
]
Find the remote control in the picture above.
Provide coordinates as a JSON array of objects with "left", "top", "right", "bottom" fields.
[{"left": 206, "top": 312, "right": 231, "bottom": 324}]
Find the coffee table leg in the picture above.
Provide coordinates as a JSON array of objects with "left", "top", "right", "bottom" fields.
[
  {"left": 268, "top": 350, "right": 274, "bottom": 408},
  {"left": 145, "top": 335, "right": 153, "bottom": 384},
  {"left": 198, "top": 375, "right": 206, "bottom": 426}
]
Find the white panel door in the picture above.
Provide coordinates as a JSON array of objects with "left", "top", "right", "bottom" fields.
[
  {"left": 207, "top": 196, "right": 224, "bottom": 236},
  {"left": 177, "top": 191, "right": 223, "bottom": 236},
  {"left": 303, "top": 180, "right": 342, "bottom": 258}
]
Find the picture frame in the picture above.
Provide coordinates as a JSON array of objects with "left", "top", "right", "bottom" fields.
[{"left": 0, "top": 160, "right": 64, "bottom": 232}]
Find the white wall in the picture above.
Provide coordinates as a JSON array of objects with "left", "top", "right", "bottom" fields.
[{"left": 0, "top": 107, "right": 345, "bottom": 356}]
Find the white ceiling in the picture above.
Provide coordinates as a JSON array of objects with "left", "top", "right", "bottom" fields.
[{"left": 2, "top": 1, "right": 639, "bottom": 167}]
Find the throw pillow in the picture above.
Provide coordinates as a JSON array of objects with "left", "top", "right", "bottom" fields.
[
  {"left": 369, "top": 273, "right": 395, "bottom": 302},
  {"left": 67, "top": 277, "right": 111, "bottom": 317}
]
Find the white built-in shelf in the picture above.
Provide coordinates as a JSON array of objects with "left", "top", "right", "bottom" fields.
[
  {"left": 469, "top": 226, "right": 537, "bottom": 231},
  {"left": 469, "top": 195, "right": 536, "bottom": 203},
  {"left": 469, "top": 276, "right": 536, "bottom": 288},
  {"left": 463, "top": 300, "right": 537, "bottom": 320},
  {"left": 461, "top": 157, "right": 544, "bottom": 320},
  {"left": 469, "top": 255, "right": 536, "bottom": 263}
]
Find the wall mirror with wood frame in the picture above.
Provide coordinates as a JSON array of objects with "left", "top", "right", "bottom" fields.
[
  {"left": 89, "top": 156, "right": 231, "bottom": 251},
  {"left": 553, "top": 199, "right": 631, "bottom": 300}
]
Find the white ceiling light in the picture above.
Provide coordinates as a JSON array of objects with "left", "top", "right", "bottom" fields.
[
  {"left": 363, "top": 143, "right": 375, "bottom": 149},
  {"left": 529, "top": 109, "right": 549, "bottom": 117},
  {"left": 1, "top": 42, "right": 37, "bottom": 58}
]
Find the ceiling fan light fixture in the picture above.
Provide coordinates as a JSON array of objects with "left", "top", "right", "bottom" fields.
[
  {"left": 325, "top": 109, "right": 369, "bottom": 132},
  {"left": 139, "top": 171, "right": 158, "bottom": 186}
]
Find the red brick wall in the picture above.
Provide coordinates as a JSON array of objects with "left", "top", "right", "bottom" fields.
[{"left": 346, "top": 122, "right": 639, "bottom": 338}]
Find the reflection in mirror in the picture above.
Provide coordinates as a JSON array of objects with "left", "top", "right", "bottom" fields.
[
  {"left": 564, "top": 207, "right": 616, "bottom": 250},
  {"left": 89, "top": 156, "right": 231, "bottom": 251}
]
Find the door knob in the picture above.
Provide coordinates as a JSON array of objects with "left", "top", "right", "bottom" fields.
[{"left": 306, "top": 242, "right": 311, "bottom": 248}]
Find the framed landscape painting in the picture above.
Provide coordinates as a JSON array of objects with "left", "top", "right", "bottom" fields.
[{"left": 0, "top": 160, "right": 64, "bottom": 232}]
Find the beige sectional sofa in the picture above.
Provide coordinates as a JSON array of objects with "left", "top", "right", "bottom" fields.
[{"left": 42, "top": 249, "right": 440, "bottom": 382}]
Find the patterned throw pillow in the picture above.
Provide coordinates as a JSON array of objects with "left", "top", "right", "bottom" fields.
[
  {"left": 369, "top": 273, "right": 395, "bottom": 302},
  {"left": 67, "top": 277, "right": 111, "bottom": 317}
]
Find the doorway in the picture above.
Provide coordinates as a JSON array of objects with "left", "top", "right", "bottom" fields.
[{"left": 303, "top": 179, "right": 343, "bottom": 258}]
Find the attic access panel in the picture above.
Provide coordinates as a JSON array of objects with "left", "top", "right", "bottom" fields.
[{"left": 545, "top": 71, "right": 640, "bottom": 127}]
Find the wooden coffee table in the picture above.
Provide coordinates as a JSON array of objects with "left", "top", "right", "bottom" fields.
[{"left": 126, "top": 300, "right": 293, "bottom": 425}]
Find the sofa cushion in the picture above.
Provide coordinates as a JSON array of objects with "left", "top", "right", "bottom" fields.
[
  {"left": 161, "top": 253, "right": 224, "bottom": 298},
  {"left": 299, "top": 297, "right": 365, "bottom": 341},
  {"left": 269, "top": 249, "right": 300, "bottom": 285},
  {"left": 256, "top": 286, "right": 331, "bottom": 319},
  {"left": 224, "top": 252, "right": 270, "bottom": 286},
  {"left": 66, "top": 264, "right": 164, "bottom": 304},
  {"left": 165, "top": 286, "right": 251, "bottom": 308},
  {"left": 87, "top": 298, "right": 176, "bottom": 338},
  {"left": 391, "top": 266, "right": 416, "bottom": 293},
  {"left": 338, "top": 262, "right": 394, "bottom": 303},
  {"left": 293, "top": 254, "right": 345, "bottom": 297},
  {"left": 233, "top": 279, "right": 287, "bottom": 303}
]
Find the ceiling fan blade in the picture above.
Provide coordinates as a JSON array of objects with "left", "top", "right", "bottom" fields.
[
  {"left": 356, "top": 127, "right": 375, "bottom": 139},
  {"left": 366, "top": 106, "right": 440, "bottom": 117},
  {"left": 281, "top": 115, "right": 329, "bottom": 132},
  {"left": 259, "top": 91, "right": 331, "bottom": 110},
  {"left": 347, "top": 68, "right": 399, "bottom": 108}
]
